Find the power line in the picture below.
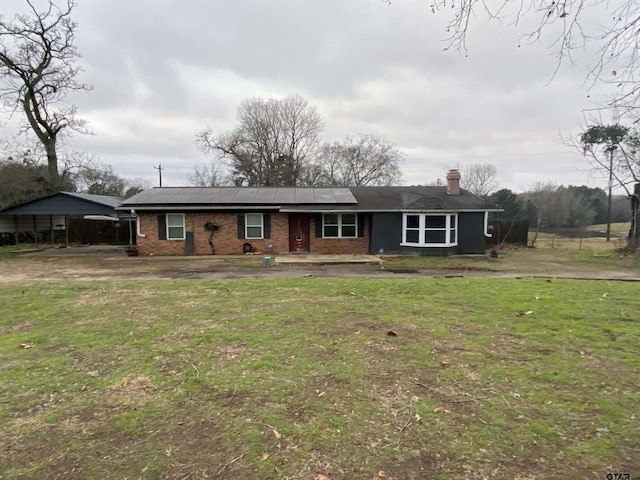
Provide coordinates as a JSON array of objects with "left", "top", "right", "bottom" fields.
[
  {"left": 416, "top": 151, "right": 575, "bottom": 161},
  {"left": 153, "top": 163, "right": 164, "bottom": 187}
]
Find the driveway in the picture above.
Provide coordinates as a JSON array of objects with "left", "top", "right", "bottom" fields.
[{"left": 2, "top": 245, "right": 639, "bottom": 282}]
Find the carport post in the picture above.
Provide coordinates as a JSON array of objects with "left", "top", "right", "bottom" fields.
[
  {"left": 14, "top": 215, "right": 19, "bottom": 250},
  {"left": 65, "top": 215, "right": 69, "bottom": 247},
  {"left": 33, "top": 215, "right": 38, "bottom": 248},
  {"left": 50, "top": 215, "right": 54, "bottom": 245},
  {"left": 128, "top": 211, "right": 133, "bottom": 246}
]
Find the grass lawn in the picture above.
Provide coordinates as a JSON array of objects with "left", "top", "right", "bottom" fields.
[
  {"left": 1, "top": 277, "right": 638, "bottom": 479},
  {"left": 381, "top": 241, "right": 639, "bottom": 274},
  {"left": 586, "top": 223, "right": 630, "bottom": 235},
  {"left": 0, "top": 244, "right": 41, "bottom": 260}
]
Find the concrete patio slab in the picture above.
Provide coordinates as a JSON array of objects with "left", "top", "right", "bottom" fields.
[{"left": 273, "top": 254, "right": 382, "bottom": 264}]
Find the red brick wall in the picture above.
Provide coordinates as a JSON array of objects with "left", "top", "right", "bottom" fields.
[
  {"left": 308, "top": 215, "right": 369, "bottom": 254},
  {"left": 137, "top": 212, "right": 288, "bottom": 256},
  {"left": 136, "top": 212, "right": 369, "bottom": 256}
]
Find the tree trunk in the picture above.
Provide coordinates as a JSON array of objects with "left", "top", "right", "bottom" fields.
[
  {"left": 208, "top": 232, "right": 215, "bottom": 255},
  {"left": 628, "top": 183, "right": 640, "bottom": 251},
  {"left": 530, "top": 216, "right": 542, "bottom": 247},
  {"left": 45, "top": 140, "right": 61, "bottom": 190}
]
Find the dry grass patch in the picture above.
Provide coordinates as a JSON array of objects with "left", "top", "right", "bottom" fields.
[{"left": 1, "top": 277, "right": 638, "bottom": 479}]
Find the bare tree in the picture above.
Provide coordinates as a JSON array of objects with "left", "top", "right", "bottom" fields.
[
  {"left": 425, "top": 0, "right": 639, "bottom": 116},
  {"left": 460, "top": 163, "right": 498, "bottom": 198},
  {"left": 310, "top": 133, "right": 404, "bottom": 186},
  {"left": 297, "top": 162, "right": 332, "bottom": 187},
  {"left": 521, "top": 181, "right": 558, "bottom": 247},
  {"left": 196, "top": 94, "right": 323, "bottom": 186},
  {"left": 187, "top": 161, "right": 230, "bottom": 187},
  {"left": 73, "top": 160, "right": 127, "bottom": 197},
  {"left": 0, "top": 0, "right": 91, "bottom": 189},
  {"left": 123, "top": 178, "right": 152, "bottom": 199}
]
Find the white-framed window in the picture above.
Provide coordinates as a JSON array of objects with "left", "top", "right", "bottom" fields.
[
  {"left": 402, "top": 213, "right": 457, "bottom": 247},
  {"left": 323, "top": 213, "right": 357, "bottom": 238},
  {"left": 245, "top": 213, "right": 264, "bottom": 239},
  {"left": 166, "top": 213, "right": 185, "bottom": 240}
]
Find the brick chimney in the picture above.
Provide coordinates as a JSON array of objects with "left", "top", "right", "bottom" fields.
[{"left": 446, "top": 169, "right": 461, "bottom": 195}]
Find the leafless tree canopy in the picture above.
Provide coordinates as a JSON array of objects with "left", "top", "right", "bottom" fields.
[
  {"left": 307, "top": 134, "right": 404, "bottom": 186},
  {"left": 429, "top": 0, "right": 639, "bottom": 116},
  {"left": 196, "top": 94, "right": 324, "bottom": 186},
  {"left": 460, "top": 163, "right": 498, "bottom": 197},
  {"left": 0, "top": 0, "right": 91, "bottom": 188},
  {"left": 73, "top": 160, "right": 126, "bottom": 196},
  {"left": 521, "top": 181, "right": 559, "bottom": 246},
  {"left": 187, "top": 161, "right": 230, "bottom": 187}
]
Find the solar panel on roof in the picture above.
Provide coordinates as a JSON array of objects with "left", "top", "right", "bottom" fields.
[
  {"left": 200, "top": 189, "right": 221, "bottom": 202},
  {"left": 254, "top": 189, "right": 277, "bottom": 203},
  {"left": 332, "top": 189, "right": 357, "bottom": 203},
  {"left": 213, "top": 189, "right": 239, "bottom": 202},
  {"left": 313, "top": 190, "right": 335, "bottom": 202},
  {"left": 293, "top": 189, "right": 315, "bottom": 203},
  {"left": 272, "top": 189, "right": 293, "bottom": 203},
  {"left": 238, "top": 188, "right": 262, "bottom": 203}
]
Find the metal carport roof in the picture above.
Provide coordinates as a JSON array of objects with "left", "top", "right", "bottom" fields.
[{"left": 0, "top": 192, "right": 122, "bottom": 216}]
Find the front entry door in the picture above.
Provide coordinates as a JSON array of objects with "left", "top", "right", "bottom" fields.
[{"left": 288, "top": 214, "right": 310, "bottom": 253}]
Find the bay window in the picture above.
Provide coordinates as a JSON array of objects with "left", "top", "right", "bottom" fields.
[{"left": 402, "top": 213, "right": 457, "bottom": 247}]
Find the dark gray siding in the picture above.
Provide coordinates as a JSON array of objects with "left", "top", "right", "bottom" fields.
[
  {"left": 370, "top": 211, "right": 487, "bottom": 256},
  {"left": 457, "top": 212, "right": 486, "bottom": 254},
  {"left": 369, "top": 213, "right": 402, "bottom": 254}
]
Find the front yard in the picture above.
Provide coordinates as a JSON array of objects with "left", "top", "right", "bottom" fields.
[{"left": 1, "top": 276, "right": 638, "bottom": 479}]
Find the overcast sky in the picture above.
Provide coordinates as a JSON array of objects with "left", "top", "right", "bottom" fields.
[{"left": 1, "top": 0, "right": 620, "bottom": 192}]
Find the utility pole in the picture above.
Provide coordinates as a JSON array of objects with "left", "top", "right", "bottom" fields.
[
  {"left": 606, "top": 146, "right": 616, "bottom": 242},
  {"left": 154, "top": 163, "right": 164, "bottom": 187}
]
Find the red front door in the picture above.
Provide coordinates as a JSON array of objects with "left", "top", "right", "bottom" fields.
[{"left": 288, "top": 214, "right": 310, "bottom": 253}]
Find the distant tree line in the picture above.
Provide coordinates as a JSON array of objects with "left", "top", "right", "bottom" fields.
[
  {"left": 0, "top": 145, "right": 149, "bottom": 209},
  {"left": 489, "top": 184, "right": 628, "bottom": 229}
]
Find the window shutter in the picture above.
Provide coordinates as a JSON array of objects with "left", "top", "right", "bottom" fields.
[
  {"left": 237, "top": 215, "right": 245, "bottom": 239},
  {"left": 264, "top": 214, "right": 271, "bottom": 239},
  {"left": 315, "top": 214, "right": 323, "bottom": 237},
  {"left": 158, "top": 215, "right": 167, "bottom": 240},
  {"left": 357, "top": 214, "right": 365, "bottom": 238}
]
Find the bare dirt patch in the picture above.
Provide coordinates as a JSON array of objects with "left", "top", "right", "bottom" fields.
[{"left": 1, "top": 246, "right": 639, "bottom": 283}]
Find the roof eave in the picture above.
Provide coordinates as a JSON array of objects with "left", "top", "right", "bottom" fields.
[{"left": 116, "top": 205, "right": 283, "bottom": 212}]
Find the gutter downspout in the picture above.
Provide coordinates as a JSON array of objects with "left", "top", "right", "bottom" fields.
[
  {"left": 133, "top": 210, "right": 146, "bottom": 238},
  {"left": 483, "top": 212, "right": 492, "bottom": 238}
]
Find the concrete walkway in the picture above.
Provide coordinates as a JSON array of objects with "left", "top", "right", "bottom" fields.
[
  {"left": 273, "top": 254, "right": 382, "bottom": 264},
  {"left": 19, "top": 246, "right": 383, "bottom": 265}
]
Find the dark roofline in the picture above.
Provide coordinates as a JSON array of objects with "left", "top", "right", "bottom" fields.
[
  {"left": 116, "top": 186, "right": 502, "bottom": 213},
  {"left": 116, "top": 205, "right": 282, "bottom": 212},
  {"left": 0, "top": 191, "right": 122, "bottom": 215}
]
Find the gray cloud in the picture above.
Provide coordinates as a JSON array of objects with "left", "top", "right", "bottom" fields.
[{"left": 0, "top": 0, "right": 614, "bottom": 191}]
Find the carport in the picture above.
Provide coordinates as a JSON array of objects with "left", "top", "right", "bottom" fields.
[{"left": 0, "top": 192, "right": 128, "bottom": 248}]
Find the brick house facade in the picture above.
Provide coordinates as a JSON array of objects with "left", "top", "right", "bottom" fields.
[
  {"left": 136, "top": 212, "right": 369, "bottom": 256},
  {"left": 120, "top": 179, "right": 500, "bottom": 257}
]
